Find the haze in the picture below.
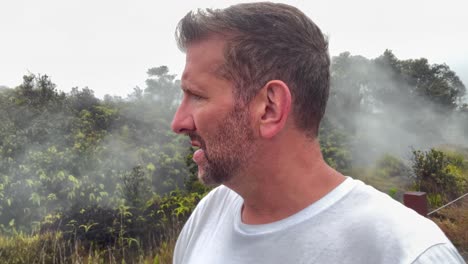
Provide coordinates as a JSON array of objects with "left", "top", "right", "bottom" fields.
[{"left": 1, "top": 0, "right": 467, "bottom": 99}]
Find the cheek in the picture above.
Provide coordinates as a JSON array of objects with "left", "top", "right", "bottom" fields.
[{"left": 195, "top": 106, "right": 228, "bottom": 131}]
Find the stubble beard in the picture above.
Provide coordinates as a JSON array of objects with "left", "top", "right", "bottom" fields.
[{"left": 193, "top": 106, "right": 256, "bottom": 186}]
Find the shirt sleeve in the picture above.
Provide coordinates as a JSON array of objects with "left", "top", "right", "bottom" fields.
[{"left": 412, "top": 243, "right": 466, "bottom": 264}]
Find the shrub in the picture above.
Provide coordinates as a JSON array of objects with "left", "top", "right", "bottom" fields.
[
  {"left": 33, "top": 189, "right": 205, "bottom": 263},
  {"left": 376, "top": 154, "right": 410, "bottom": 178},
  {"left": 411, "top": 148, "right": 467, "bottom": 204}
]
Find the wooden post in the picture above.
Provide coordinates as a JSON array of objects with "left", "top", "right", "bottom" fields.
[{"left": 404, "top": 192, "right": 428, "bottom": 217}]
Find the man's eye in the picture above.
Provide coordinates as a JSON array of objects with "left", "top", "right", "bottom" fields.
[
  {"left": 189, "top": 92, "right": 204, "bottom": 100},
  {"left": 182, "top": 89, "right": 205, "bottom": 101}
]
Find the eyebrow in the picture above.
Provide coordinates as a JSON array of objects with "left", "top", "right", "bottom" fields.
[
  {"left": 180, "top": 81, "right": 202, "bottom": 93},
  {"left": 181, "top": 71, "right": 209, "bottom": 93},
  {"left": 180, "top": 72, "right": 193, "bottom": 92},
  {"left": 180, "top": 62, "right": 226, "bottom": 92}
]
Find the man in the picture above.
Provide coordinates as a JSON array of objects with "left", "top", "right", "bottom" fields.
[{"left": 171, "top": 2, "right": 464, "bottom": 263}]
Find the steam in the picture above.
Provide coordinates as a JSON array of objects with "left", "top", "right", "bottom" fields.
[
  {"left": 0, "top": 70, "right": 189, "bottom": 231},
  {"left": 326, "top": 51, "right": 467, "bottom": 166},
  {"left": 1, "top": 54, "right": 466, "bottom": 231}
]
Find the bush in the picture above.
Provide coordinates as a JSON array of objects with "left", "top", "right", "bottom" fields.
[
  {"left": 33, "top": 189, "right": 205, "bottom": 263},
  {"left": 375, "top": 154, "right": 410, "bottom": 178},
  {"left": 319, "top": 126, "right": 352, "bottom": 172},
  {"left": 411, "top": 148, "right": 467, "bottom": 204}
]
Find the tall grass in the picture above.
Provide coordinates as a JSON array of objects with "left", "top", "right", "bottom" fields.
[
  {"left": 0, "top": 231, "right": 65, "bottom": 263},
  {"left": 0, "top": 221, "right": 182, "bottom": 264},
  {"left": 430, "top": 198, "right": 468, "bottom": 260}
]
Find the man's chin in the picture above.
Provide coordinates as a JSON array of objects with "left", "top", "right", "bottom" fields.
[
  {"left": 198, "top": 168, "right": 223, "bottom": 187},
  {"left": 197, "top": 168, "right": 212, "bottom": 185},
  {"left": 197, "top": 167, "right": 205, "bottom": 182}
]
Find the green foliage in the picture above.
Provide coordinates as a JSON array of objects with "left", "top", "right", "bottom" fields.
[
  {"left": 350, "top": 165, "right": 409, "bottom": 201},
  {"left": 319, "top": 120, "right": 352, "bottom": 172},
  {"left": 184, "top": 147, "right": 211, "bottom": 195},
  {"left": 411, "top": 148, "right": 467, "bottom": 204},
  {"left": 0, "top": 69, "right": 189, "bottom": 235},
  {"left": 328, "top": 50, "right": 466, "bottom": 143},
  {"left": 387, "top": 187, "right": 398, "bottom": 199},
  {"left": 375, "top": 154, "right": 410, "bottom": 178},
  {"left": 26, "top": 188, "right": 204, "bottom": 263},
  {"left": 1, "top": 54, "right": 466, "bottom": 261},
  {"left": 398, "top": 58, "right": 465, "bottom": 108},
  {"left": 122, "top": 166, "right": 152, "bottom": 208},
  {"left": 0, "top": 232, "right": 64, "bottom": 264},
  {"left": 152, "top": 239, "right": 177, "bottom": 264},
  {"left": 427, "top": 193, "right": 444, "bottom": 208}
]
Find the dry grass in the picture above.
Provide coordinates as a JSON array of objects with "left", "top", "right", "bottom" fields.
[
  {"left": 430, "top": 197, "right": 468, "bottom": 260},
  {"left": 0, "top": 224, "right": 182, "bottom": 264},
  {"left": 0, "top": 231, "right": 65, "bottom": 264}
]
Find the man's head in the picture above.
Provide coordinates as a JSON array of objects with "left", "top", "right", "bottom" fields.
[
  {"left": 176, "top": 2, "right": 330, "bottom": 137},
  {"left": 172, "top": 34, "right": 257, "bottom": 186},
  {"left": 172, "top": 3, "right": 330, "bottom": 185}
]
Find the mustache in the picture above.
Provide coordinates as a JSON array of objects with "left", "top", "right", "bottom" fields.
[{"left": 188, "top": 133, "right": 206, "bottom": 150}]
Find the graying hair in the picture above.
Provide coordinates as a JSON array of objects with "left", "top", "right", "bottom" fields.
[{"left": 176, "top": 2, "right": 330, "bottom": 137}]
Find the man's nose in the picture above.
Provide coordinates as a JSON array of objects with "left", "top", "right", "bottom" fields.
[{"left": 171, "top": 104, "right": 194, "bottom": 134}]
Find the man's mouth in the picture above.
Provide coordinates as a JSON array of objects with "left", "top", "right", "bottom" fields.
[
  {"left": 190, "top": 140, "right": 201, "bottom": 148},
  {"left": 188, "top": 133, "right": 207, "bottom": 165},
  {"left": 189, "top": 133, "right": 206, "bottom": 150}
]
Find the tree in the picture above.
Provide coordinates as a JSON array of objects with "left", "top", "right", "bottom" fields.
[
  {"left": 144, "top": 65, "right": 181, "bottom": 116},
  {"left": 68, "top": 87, "right": 100, "bottom": 113},
  {"left": 399, "top": 59, "right": 465, "bottom": 108},
  {"left": 121, "top": 166, "right": 151, "bottom": 208},
  {"left": 327, "top": 52, "right": 369, "bottom": 131}
]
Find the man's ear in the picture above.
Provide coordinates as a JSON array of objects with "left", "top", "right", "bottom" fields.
[{"left": 253, "top": 80, "right": 292, "bottom": 139}]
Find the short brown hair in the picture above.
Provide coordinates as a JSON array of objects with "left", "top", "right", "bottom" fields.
[{"left": 176, "top": 2, "right": 330, "bottom": 137}]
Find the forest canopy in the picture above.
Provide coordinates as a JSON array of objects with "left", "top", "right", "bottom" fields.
[{"left": 0, "top": 50, "right": 467, "bottom": 262}]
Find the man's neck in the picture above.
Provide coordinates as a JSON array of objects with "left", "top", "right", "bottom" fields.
[{"left": 224, "top": 134, "right": 345, "bottom": 225}]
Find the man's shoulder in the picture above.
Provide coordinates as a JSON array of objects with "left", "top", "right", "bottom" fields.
[
  {"left": 311, "top": 178, "right": 453, "bottom": 262},
  {"left": 201, "top": 184, "right": 239, "bottom": 204},
  {"left": 174, "top": 185, "right": 241, "bottom": 261},
  {"left": 345, "top": 179, "right": 445, "bottom": 234},
  {"left": 191, "top": 185, "right": 241, "bottom": 218},
  {"left": 338, "top": 178, "right": 451, "bottom": 260}
]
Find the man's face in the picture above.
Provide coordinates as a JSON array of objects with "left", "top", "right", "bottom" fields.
[{"left": 171, "top": 36, "right": 256, "bottom": 185}]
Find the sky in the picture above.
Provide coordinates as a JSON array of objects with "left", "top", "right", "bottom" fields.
[{"left": 1, "top": 0, "right": 467, "bottom": 99}]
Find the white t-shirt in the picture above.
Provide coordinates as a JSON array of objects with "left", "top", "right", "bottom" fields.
[{"left": 174, "top": 177, "right": 464, "bottom": 263}]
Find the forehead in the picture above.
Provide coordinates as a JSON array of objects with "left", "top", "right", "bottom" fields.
[{"left": 182, "top": 36, "right": 227, "bottom": 85}]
